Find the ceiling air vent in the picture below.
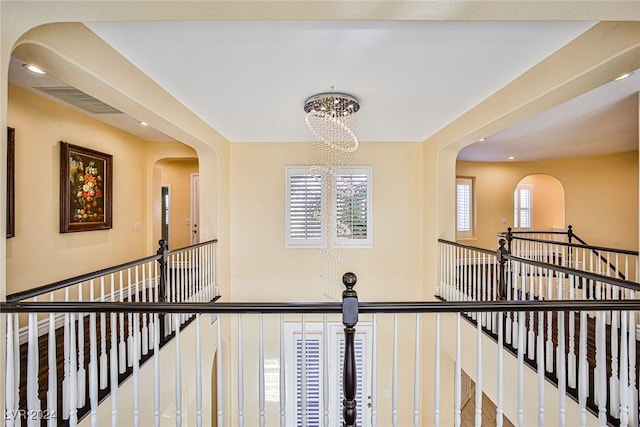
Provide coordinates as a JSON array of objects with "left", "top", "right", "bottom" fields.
[{"left": 34, "top": 86, "right": 122, "bottom": 115}]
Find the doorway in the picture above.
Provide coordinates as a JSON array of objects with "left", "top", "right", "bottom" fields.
[
  {"left": 190, "top": 173, "right": 200, "bottom": 244},
  {"left": 513, "top": 174, "right": 565, "bottom": 231}
]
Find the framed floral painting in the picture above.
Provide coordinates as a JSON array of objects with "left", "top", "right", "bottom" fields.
[{"left": 60, "top": 142, "right": 112, "bottom": 233}]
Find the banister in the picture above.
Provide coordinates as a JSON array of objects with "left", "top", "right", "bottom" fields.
[
  {"left": 5, "top": 239, "right": 219, "bottom": 303},
  {"left": 1, "top": 298, "right": 638, "bottom": 314},
  {"left": 437, "top": 238, "right": 495, "bottom": 255},
  {"left": 498, "top": 235, "right": 638, "bottom": 257}
]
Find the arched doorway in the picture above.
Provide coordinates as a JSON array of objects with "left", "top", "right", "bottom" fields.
[{"left": 513, "top": 174, "right": 565, "bottom": 231}]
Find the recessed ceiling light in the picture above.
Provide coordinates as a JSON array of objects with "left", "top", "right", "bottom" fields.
[
  {"left": 23, "top": 64, "right": 46, "bottom": 75},
  {"left": 507, "top": 156, "right": 515, "bottom": 160},
  {"left": 139, "top": 121, "right": 149, "bottom": 126},
  {"left": 614, "top": 72, "right": 632, "bottom": 81},
  {"left": 477, "top": 138, "right": 486, "bottom": 142}
]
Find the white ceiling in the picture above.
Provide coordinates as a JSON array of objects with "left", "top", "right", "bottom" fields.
[{"left": 10, "top": 20, "right": 640, "bottom": 161}]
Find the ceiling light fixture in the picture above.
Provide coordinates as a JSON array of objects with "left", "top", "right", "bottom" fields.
[
  {"left": 614, "top": 72, "right": 632, "bottom": 81},
  {"left": 508, "top": 156, "right": 516, "bottom": 160},
  {"left": 304, "top": 91, "right": 360, "bottom": 152},
  {"left": 139, "top": 121, "right": 149, "bottom": 126},
  {"left": 477, "top": 138, "right": 486, "bottom": 142},
  {"left": 23, "top": 64, "right": 46, "bottom": 75}
]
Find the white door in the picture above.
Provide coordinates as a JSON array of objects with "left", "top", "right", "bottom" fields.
[
  {"left": 190, "top": 173, "right": 200, "bottom": 244},
  {"left": 285, "top": 322, "right": 372, "bottom": 427}
]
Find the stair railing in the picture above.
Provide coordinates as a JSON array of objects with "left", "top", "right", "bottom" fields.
[
  {"left": 2, "top": 239, "right": 218, "bottom": 426},
  {"left": 499, "top": 225, "right": 639, "bottom": 283},
  {"left": 439, "top": 238, "right": 639, "bottom": 427},
  {"left": 3, "top": 268, "right": 638, "bottom": 427}
]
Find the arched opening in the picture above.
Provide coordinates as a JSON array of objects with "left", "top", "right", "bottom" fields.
[
  {"left": 513, "top": 174, "right": 565, "bottom": 232},
  {"left": 153, "top": 158, "right": 200, "bottom": 250}
]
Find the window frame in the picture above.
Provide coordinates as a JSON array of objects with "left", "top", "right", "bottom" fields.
[
  {"left": 285, "top": 166, "right": 372, "bottom": 248},
  {"left": 456, "top": 176, "right": 475, "bottom": 238},
  {"left": 513, "top": 184, "right": 533, "bottom": 229}
]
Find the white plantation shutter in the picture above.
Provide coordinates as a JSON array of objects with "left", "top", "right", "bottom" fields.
[
  {"left": 296, "top": 339, "right": 322, "bottom": 426},
  {"left": 456, "top": 178, "right": 473, "bottom": 237},
  {"left": 286, "top": 166, "right": 371, "bottom": 247},
  {"left": 286, "top": 167, "right": 323, "bottom": 247},
  {"left": 514, "top": 185, "right": 532, "bottom": 229},
  {"left": 335, "top": 167, "right": 372, "bottom": 247}
]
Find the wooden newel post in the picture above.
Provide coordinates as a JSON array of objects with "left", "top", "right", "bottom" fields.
[
  {"left": 157, "top": 239, "right": 168, "bottom": 339},
  {"left": 505, "top": 227, "right": 513, "bottom": 254},
  {"left": 496, "top": 239, "right": 508, "bottom": 301},
  {"left": 342, "top": 272, "right": 358, "bottom": 427}
]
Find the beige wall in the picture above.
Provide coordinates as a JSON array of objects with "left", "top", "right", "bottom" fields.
[
  {"left": 161, "top": 160, "right": 199, "bottom": 250},
  {"left": 456, "top": 151, "right": 639, "bottom": 251},
  {"left": 229, "top": 141, "right": 424, "bottom": 303},
  {"left": 5, "top": 85, "right": 200, "bottom": 294},
  {"left": 5, "top": 85, "right": 153, "bottom": 293},
  {"left": 519, "top": 173, "right": 565, "bottom": 231}
]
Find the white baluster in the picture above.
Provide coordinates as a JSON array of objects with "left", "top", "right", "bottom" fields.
[
  {"left": 454, "top": 313, "right": 462, "bottom": 427},
  {"left": 301, "top": 314, "right": 307, "bottom": 426},
  {"left": 147, "top": 263, "right": 155, "bottom": 349},
  {"left": 372, "top": 313, "right": 378, "bottom": 427},
  {"left": 611, "top": 309, "right": 621, "bottom": 418},
  {"left": 5, "top": 313, "right": 16, "bottom": 427},
  {"left": 127, "top": 269, "right": 134, "bottom": 368},
  {"left": 280, "top": 314, "right": 286, "bottom": 427},
  {"left": 537, "top": 310, "right": 545, "bottom": 427},
  {"left": 475, "top": 310, "right": 482, "bottom": 427},
  {"left": 414, "top": 313, "right": 421, "bottom": 427},
  {"left": 89, "top": 286, "right": 99, "bottom": 426},
  {"left": 77, "top": 283, "right": 86, "bottom": 408},
  {"left": 118, "top": 270, "right": 126, "bottom": 374},
  {"left": 110, "top": 275, "right": 119, "bottom": 426},
  {"left": 568, "top": 275, "right": 577, "bottom": 389},
  {"left": 153, "top": 312, "right": 160, "bottom": 427},
  {"left": 517, "top": 311, "right": 525, "bottom": 427},
  {"left": 63, "top": 288, "right": 70, "bottom": 420},
  {"left": 27, "top": 310, "right": 41, "bottom": 427},
  {"left": 627, "top": 305, "right": 637, "bottom": 427},
  {"left": 512, "top": 263, "right": 519, "bottom": 350},
  {"left": 259, "top": 314, "right": 265, "bottom": 427},
  {"left": 497, "top": 308, "right": 504, "bottom": 427},
  {"left": 392, "top": 313, "right": 399, "bottom": 427},
  {"left": 323, "top": 315, "right": 329, "bottom": 427},
  {"left": 578, "top": 310, "right": 588, "bottom": 427},
  {"left": 620, "top": 304, "right": 629, "bottom": 427},
  {"left": 597, "top": 310, "right": 608, "bottom": 425},
  {"left": 47, "top": 293, "right": 57, "bottom": 427},
  {"left": 133, "top": 309, "right": 140, "bottom": 427},
  {"left": 434, "top": 313, "right": 440, "bottom": 427},
  {"left": 196, "top": 314, "right": 203, "bottom": 427},
  {"left": 175, "top": 313, "right": 182, "bottom": 427},
  {"left": 526, "top": 266, "right": 534, "bottom": 361},
  {"left": 238, "top": 314, "right": 244, "bottom": 427},
  {"left": 558, "top": 308, "right": 566, "bottom": 427},
  {"left": 141, "top": 264, "right": 149, "bottom": 356},
  {"left": 69, "top": 312, "right": 78, "bottom": 426},
  {"left": 100, "top": 277, "right": 108, "bottom": 390},
  {"left": 216, "top": 314, "right": 223, "bottom": 427}
]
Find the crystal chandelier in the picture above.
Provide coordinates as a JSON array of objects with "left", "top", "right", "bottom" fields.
[{"left": 303, "top": 92, "right": 360, "bottom": 152}]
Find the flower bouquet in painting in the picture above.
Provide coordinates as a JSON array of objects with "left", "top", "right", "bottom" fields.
[{"left": 60, "top": 142, "right": 112, "bottom": 233}]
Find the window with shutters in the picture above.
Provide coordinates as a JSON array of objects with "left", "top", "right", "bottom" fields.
[
  {"left": 456, "top": 177, "right": 474, "bottom": 238},
  {"left": 514, "top": 184, "right": 532, "bottom": 229},
  {"left": 286, "top": 166, "right": 372, "bottom": 248},
  {"left": 284, "top": 322, "right": 372, "bottom": 427}
]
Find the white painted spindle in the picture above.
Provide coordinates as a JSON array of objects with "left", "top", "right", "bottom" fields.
[
  {"left": 100, "top": 277, "right": 108, "bottom": 390},
  {"left": 216, "top": 314, "right": 223, "bottom": 427},
  {"left": 259, "top": 314, "right": 265, "bottom": 427},
  {"left": 48, "top": 293, "right": 57, "bottom": 427},
  {"left": 414, "top": 313, "right": 421, "bottom": 427},
  {"left": 475, "top": 309, "right": 482, "bottom": 427},
  {"left": 279, "top": 314, "right": 286, "bottom": 427},
  {"left": 238, "top": 314, "right": 244, "bottom": 427},
  {"left": 392, "top": 313, "right": 399, "bottom": 427},
  {"left": 517, "top": 311, "right": 525, "bottom": 427},
  {"left": 175, "top": 313, "right": 182, "bottom": 427},
  {"left": 497, "top": 307, "right": 504, "bottom": 427},
  {"left": 196, "top": 314, "right": 203, "bottom": 427},
  {"left": 371, "top": 313, "right": 378, "bottom": 427},
  {"left": 5, "top": 313, "right": 16, "bottom": 427},
  {"left": 323, "top": 315, "right": 329, "bottom": 427},
  {"left": 455, "top": 313, "right": 462, "bottom": 427},
  {"left": 434, "top": 313, "right": 440, "bottom": 427}
]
